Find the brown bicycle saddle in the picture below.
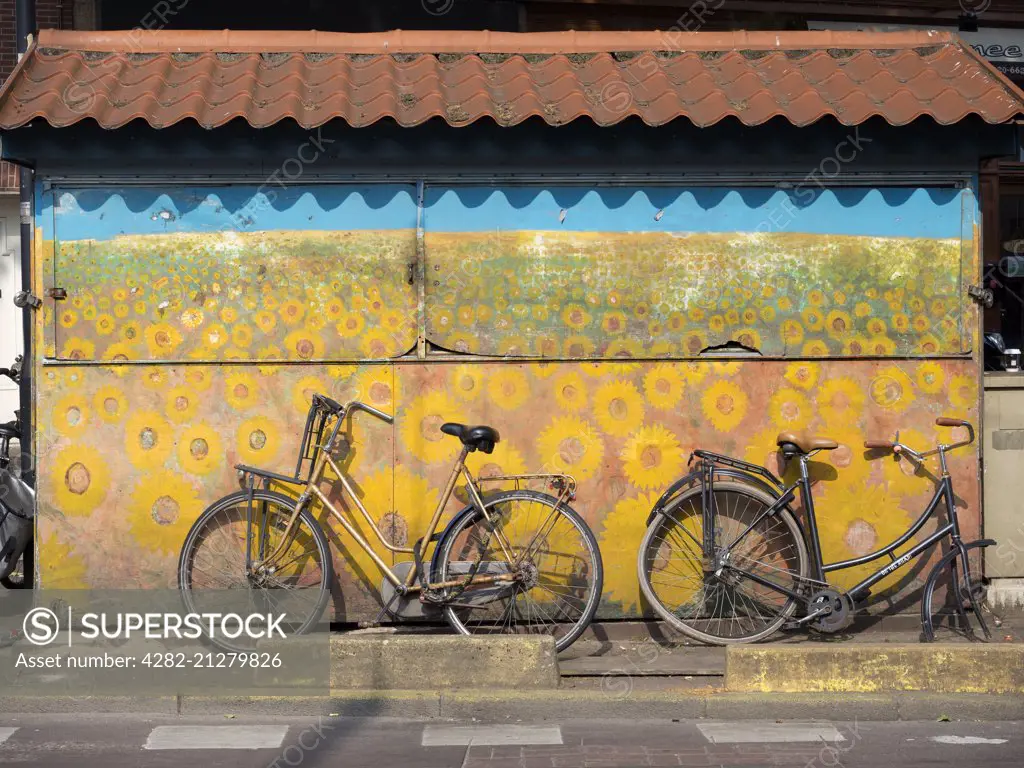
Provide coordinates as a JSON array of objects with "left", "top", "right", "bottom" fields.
[{"left": 776, "top": 431, "right": 839, "bottom": 454}]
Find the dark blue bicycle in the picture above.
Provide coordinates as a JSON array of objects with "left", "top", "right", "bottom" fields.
[{"left": 637, "top": 417, "right": 994, "bottom": 644}]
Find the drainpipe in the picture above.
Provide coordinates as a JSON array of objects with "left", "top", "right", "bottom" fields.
[{"left": 15, "top": 0, "right": 34, "bottom": 483}]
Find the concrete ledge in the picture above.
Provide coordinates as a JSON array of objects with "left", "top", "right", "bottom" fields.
[
  {"left": 329, "top": 634, "right": 559, "bottom": 690},
  {"left": 726, "top": 643, "right": 1024, "bottom": 694}
]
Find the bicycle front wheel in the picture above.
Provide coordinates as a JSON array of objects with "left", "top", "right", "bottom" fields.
[
  {"left": 178, "top": 489, "right": 333, "bottom": 645},
  {"left": 432, "top": 490, "right": 603, "bottom": 652},
  {"left": 638, "top": 480, "right": 808, "bottom": 645}
]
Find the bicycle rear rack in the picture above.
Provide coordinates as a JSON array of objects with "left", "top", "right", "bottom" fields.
[{"left": 691, "top": 449, "right": 784, "bottom": 488}]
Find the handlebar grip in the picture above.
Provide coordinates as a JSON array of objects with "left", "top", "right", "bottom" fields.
[
  {"left": 935, "top": 417, "right": 966, "bottom": 428},
  {"left": 864, "top": 440, "right": 894, "bottom": 450},
  {"left": 351, "top": 401, "right": 394, "bottom": 425}
]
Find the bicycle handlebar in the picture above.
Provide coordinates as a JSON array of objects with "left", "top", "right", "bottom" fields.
[
  {"left": 864, "top": 418, "right": 975, "bottom": 457},
  {"left": 344, "top": 400, "right": 395, "bottom": 425}
]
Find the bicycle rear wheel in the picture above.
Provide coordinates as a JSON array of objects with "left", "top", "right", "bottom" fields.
[
  {"left": 178, "top": 489, "right": 332, "bottom": 647},
  {"left": 431, "top": 490, "right": 602, "bottom": 652},
  {"left": 638, "top": 480, "right": 808, "bottom": 645}
]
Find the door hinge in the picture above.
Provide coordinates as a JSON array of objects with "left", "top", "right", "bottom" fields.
[
  {"left": 47, "top": 287, "right": 67, "bottom": 301},
  {"left": 968, "top": 284, "right": 994, "bottom": 308}
]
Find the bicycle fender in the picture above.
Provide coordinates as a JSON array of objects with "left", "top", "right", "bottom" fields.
[
  {"left": 645, "top": 469, "right": 702, "bottom": 526},
  {"left": 644, "top": 467, "right": 790, "bottom": 527}
]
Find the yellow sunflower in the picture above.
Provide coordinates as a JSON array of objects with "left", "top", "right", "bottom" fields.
[
  {"left": 140, "top": 368, "right": 168, "bottom": 390},
  {"left": 563, "top": 334, "right": 595, "bottom": 358},
  {"left": 621, "top": 424, "right": 685, "bottom": 491},
  {"left": 535, "top": 414, "right": 605, "bottom": 481},
  {"left": 336, "top": 312, "right": 365, "bottom": 339},
  {"left": 552, "top": 370, "right": 588, "bottom": 412},
  {"left": 643, "top": 364, "right": 685, "bottom": 410},
  {"left": 180, "top": 308, "right": 204, "bottom": 329},
  {"left": 948, "top": 373, "right": 978, "bottom": 410},
  {"left": 127, "top": 470, "right": 202, "bottom": 555},
  {"left": 360, "top": 328, "right": 398, "bottom": 358},
  {"left": 60, "top": 337, "right": 95, "bottom": 360},
  {"left": 255, "top": 310, "right": 278, "bottom": 335},
  {"left": 914, "top": 361, "right": 945, "bottom": 395},
  {"left": 201, "top": 323, "right": 230, "bottom": 349},
  {"left": 93, "top": 386, "right": 128, "bottom": 424},
  {"left": 561, "top": 304, "right": 592, "bottom": 330},
  {"left": 94, "top": 313, "right": 116, "bottom": 336},
  {"left": 284, "top": 327, "right": 325, "bottom": 361},
  {"left": 122, "top": 409, "right": 173, "bottom": 470},
  {"left": 818, "top": 377, "right": 865, "bottom": 426},
  {"left": 351, "top": 366, "right": 398, "bottom": 411},
  {"left": 58, "top": 308, "right": 78, "bottom": 328},
  {"left": 164, "top": 385, "right": 199, "bottom": 423},
  {"left": 869, "top": 365, "right": 917, "bottom": 412},
  {"left": 593, "top": 380, "right": 646, "bottom": 438},
  {"left": 783, "top": 361, "right": 819, "bottom": 390},
  {"left": 50, "top": 444, "right": 112, "bottom": 516},
  {"left": 184, "top": 366, "right": 214, "bottom": 392},
  {"left": 39, "top": 532, "right": 88, "bottom": 588},
  {"left": 177, "top": 422, "right": 224, "bottom": 476},
  {"left": 487, "top": 367, "right": 531, "bottom": 410},
  {"left": 701, "top": 379, "right": 749, "bottom": 433},
  {"left": 278, "top": 299, "right": 305, "bottom": 327},
  {"left": 224, "top": 372, "right": 260, "bottom": 410},
  {"left": 51, "top": 393, "right": 90, "bottom": 435},
  {"left": 236, "top": 416, "right": 284, "bottom": 466},
  {"left": 598, "top": 491, "right": 660, "bottom": 612},
  {"left": 400, "top": 390, "right": 464, "bottom": 464},
  {"left": 292, "top": 375, "right": 328, "bottom": 413},
  {"left": 767, "top": 388, "right": 813, "bottom": 431},
  {"left": 449, "top": 364, "right": 483, "bottom": 402}
]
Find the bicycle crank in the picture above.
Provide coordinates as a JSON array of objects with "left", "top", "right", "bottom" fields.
[{"left": 808, "top": 588, "right": 854, "bottom": 633}]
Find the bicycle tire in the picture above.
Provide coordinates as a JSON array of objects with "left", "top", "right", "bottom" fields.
[
  {"left": 921, "top": 539, "right": 992, "bottom": 642},
  {"left": 1, "top": 537, "right": 33, "bottom": 589},
  {"left": 431, "top": 490, "right": 603, "bottom": 652},
  {"left": 178, "top": 489, "right": 333, "bottom": 647},
  {"left": 637, "top": 480, "right": 809, "bottom": 645}
]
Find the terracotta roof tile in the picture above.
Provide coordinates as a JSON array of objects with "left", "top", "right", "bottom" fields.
[{"left": 1, "top": 28, "right": 1022, "bottom": 130}]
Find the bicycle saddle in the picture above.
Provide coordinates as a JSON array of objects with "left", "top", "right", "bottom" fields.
[
  {"left": 776, "top": 431, "right": 838, "bottom": 454},
  {"left": 440, "top": 423, "right": 499, "bottom": 454},
  {"left": 0, "top": 422, "right": 18, "bottom": 439}
]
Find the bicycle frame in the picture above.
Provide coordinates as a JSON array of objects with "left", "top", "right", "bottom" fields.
[
  {"left": 701, "top": 443, "right": 970, "bottom": 608},
  {"left": 245, "top": 401, "right": 576, "bottom": 596}
]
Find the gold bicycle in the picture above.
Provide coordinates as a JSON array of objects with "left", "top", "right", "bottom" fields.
[{"left": 178, "top": 393, "right": 603, "bottom": 651}]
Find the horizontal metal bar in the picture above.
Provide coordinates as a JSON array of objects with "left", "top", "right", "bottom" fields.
[
  {"left": 39, "top": 173, "right": 973, "bottom": 187},
  {"left": 39, "top": 350, "right": 976, "bottom": 367}
]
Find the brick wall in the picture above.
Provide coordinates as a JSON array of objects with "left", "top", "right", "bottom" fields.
[{"left": 0, "top": 0, "right": 73, "bottom": 191}]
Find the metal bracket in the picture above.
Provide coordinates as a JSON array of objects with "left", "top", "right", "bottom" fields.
[
  {"left": 967, "top": 284, "right": 994, "bottom": 308},
  {"left": 12, "top": 291, "right": 41, "bottom": 309},
  {"left": 47, "top": 288, "right": 67, "bottom": 301}
]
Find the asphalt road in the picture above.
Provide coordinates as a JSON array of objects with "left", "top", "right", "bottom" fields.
[{"left": 0, "top": 713, "right": 1019, "bottom": 767}]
